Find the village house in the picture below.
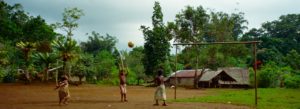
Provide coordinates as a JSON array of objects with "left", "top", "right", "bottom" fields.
[
  {"left": 166, "top": 69, "right": 207, "bottom": 87},
  {"left": 166, "top": 67, "right": 249, "bottom": 88}
]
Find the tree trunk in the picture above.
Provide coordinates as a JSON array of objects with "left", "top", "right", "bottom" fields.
[
  {"left": 43, "top": 67, "right": 49, "bottom": 82},
  {"left": 63, "top": 61, "right": 67, "bottom": 76},
  {"left": 24, "top": 69, "right": 30, "bottom": 84},
  {"left": 197, "top": 68, "right": 206, "bottom": 88},
  {"left": 193, "top": 46, "right": 199, "bottom": 89},
  {"left": 280, "top": 78, "right": 284, "bottom": 88},
  {"left": 194, "top": 69, "right": 198, "bottom": 89},
  {"left": 137, "top": 79, "right": 140, "bottom": 85},
  {"left": 43, "top": 68, "right": 46, "bottom": 82},
  {"left": 46, "top": 70, "right": 49, "bottom": 81},
  {"left": 68, "top": 65, "right": 72, "bottom": 78},
  {"left": 79, "top": 76, "right": 82, "bottom": 84}
]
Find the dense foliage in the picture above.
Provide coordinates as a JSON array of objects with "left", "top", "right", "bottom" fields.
[
  {"left": 243, "top": 14, "right": 300, "bottom": 88},
  {"left": 0, "top": 1, "right": 299, "bottom": 88},
  {"left": 140, "top": 2, "right": 172, "bottom": 76}
]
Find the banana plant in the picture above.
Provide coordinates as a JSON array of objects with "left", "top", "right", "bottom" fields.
[
  {"left": 16, "top": 41, "right": 36, "bottom": 84},
  {"left": 33, "top": 52, "right": 58, "bottom": 82},
  {"left": 52, "top": 37, "right": 79, "bottom": 77}
]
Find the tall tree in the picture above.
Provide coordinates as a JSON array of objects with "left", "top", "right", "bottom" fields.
[
  {"left": 172, "top": 6, "right": 248, "bottom": 88},
  {"left": 246, "top": 14, "right": 300, "bottom": 66},
  {"left": 54, "top": 7, "right": 84, "bottom": 38},
  {"left": 0, "top": 1, "right": 56, "bottom": 44},
  {"left": 172, "top": 6, "right": 210, "bottom": 88},
  {"left": 52, "top": 7, "right": 83, "bottom": 77},
  {"left": 260, "top": 14, "right": 300, "bottom": 54},
  {"left": 22, "top": 16, "right": 56, "bottom": 42},
  {"left": 80, "top": 31, "right": 117, "bottom": 55},
  {"left": 0, "top": 1, "right": 26, "bottom": 43},
  {"left": 207, "top": 12, "right": 235, "bottom": 42},
  {"left": 231, "top": 12, "right": 248, "bottom": 41},
  {"left": 173, "top": 6, "right": 209, "bottom": 43},
  {"left": 140, "top": 2, "right": 171, "bottom": 76},
  {"left": 241, "top": 28, "right": 263, "bottom": 41}
]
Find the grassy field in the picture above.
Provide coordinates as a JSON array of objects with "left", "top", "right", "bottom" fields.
[{"left": 174, "top": 88, "right": 300, "bottom": 109}]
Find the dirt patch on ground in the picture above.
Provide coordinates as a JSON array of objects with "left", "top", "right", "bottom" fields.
[{"left": 0, "top": 83, "right": 250, "bottom": 109}]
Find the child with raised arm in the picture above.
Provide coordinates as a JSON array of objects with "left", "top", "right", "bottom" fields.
[
  {"left": 119, "top": 69, "right": 128, "bottom": 102},
  {"left": 55, "top": 75, "right": 70, "bottom": 105},
  {"left": 153, "top": 69, "right": 167, "bottom": 106}
]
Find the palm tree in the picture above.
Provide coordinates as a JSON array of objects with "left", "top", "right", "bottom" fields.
[
  {"left": 16, "top": 41, "right": 36, "bottom": 84},
  {"left": 52, "top": 37, "right": 79, "bottom": 77},
  {"left": 33, "top": 52, "right": 58, "bottom": 81}
]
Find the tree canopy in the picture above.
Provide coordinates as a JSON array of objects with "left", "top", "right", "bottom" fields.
[
  {"left": 80, "top": 31, "right": 117, "bottom": 56},
  {"left": 140, "top": 2, "right": 171, "bottom": 76},
  {"left": 0, "top": 0, "right": 299, "bottom": 88}
]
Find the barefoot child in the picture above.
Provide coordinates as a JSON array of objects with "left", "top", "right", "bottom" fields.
[
  {"left": 55, "top": 76, "right": 70, "bottom": 105},
  {"left": 119, "top": 69, "right": 128, "bottom": 102},
  {"left": 153, "top": 69, "right": 167, "bottom": 106}
]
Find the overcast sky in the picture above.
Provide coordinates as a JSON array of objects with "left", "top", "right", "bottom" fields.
[{"left": 5, "top": 0, "right": 300, "bottom": 51}]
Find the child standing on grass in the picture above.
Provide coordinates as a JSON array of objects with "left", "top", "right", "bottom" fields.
[
  {"left": 55, "top": 75, "right": 70, "bottom": 105},
  {"left": 153, "top": 69, "right": 167, "bottom": 106},
  {"left": 119, "top": 69, "right": 128, "bottom": 102}
]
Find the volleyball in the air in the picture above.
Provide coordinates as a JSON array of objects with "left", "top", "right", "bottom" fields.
[{"left": 128, "top": 41, "right": 134, "bottom": 48}]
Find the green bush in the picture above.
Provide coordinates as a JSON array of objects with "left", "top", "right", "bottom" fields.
[
  {"left": 3, "top": 71, "right": 16, "bottom": 83},
  {"left": 284, "top": 75, "right": 300, "bottom": 88},
  {"left": 0, "top": 68, "right": 5, "bottom": 82},
  {"left": 249, "top": 68, "right": 255, "bottom": 87},
  {"left": 252, "top": 64, "right": 300, "bottom": 89},
  {"left": 254, "top": 61, "right": 293, "bottom": 88},
  {"left": 258, "top": 68, "right": 277, "bottom": 88},
  {"left": 257, "top": 62, "right": 280, "bottom": 88},
  {"left": 97, "top": 78, "right": 119, "bottom": 85}
]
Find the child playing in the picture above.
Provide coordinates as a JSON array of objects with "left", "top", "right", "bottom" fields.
[
  {"left": 55, "top": 75, "right": 70, "bottom": 105},
  {"left": 153, "top": 69, "right": 167, "bottom": 106},
  {"left": 119, "top": 69, "right": 128, "bottom": 102}
]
